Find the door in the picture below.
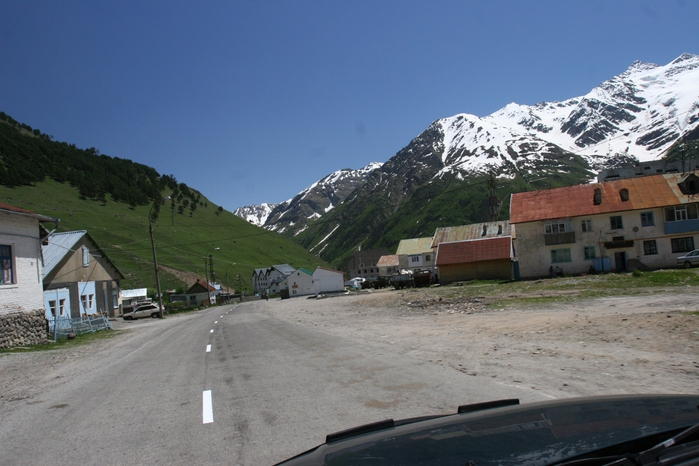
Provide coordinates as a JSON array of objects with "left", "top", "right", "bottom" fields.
[
  {"left": 614, "top": 252, "right": 627, "bottom": 272},
  {"left": 44, "top": 288, "right": 71, "bottom": 333}
]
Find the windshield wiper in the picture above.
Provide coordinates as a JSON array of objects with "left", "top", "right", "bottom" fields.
[{"left": 555, "top": 422, "right": 699, "bottom": 466}]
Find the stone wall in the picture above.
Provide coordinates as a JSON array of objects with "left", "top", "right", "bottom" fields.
[{"left": 0, "top": 309, "right": 48, "bottom": 349}]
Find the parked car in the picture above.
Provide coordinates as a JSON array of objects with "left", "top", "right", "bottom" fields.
[
  {"left": 275, "top": 394, "right": 699, "bottom": 465},
  {"left": 122, "top": 303, "right": 161, "bottom": 320},
  {"left": 677, "top": 249, "right": 699, "bottom": 268}
]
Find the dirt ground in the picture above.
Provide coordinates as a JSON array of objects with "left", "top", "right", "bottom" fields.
[
  {"left": 262, "top": 287, "right": 699, "bottom": 399},
  {"left": 2, "top": 288, "right": 698, "bottom": 408}
]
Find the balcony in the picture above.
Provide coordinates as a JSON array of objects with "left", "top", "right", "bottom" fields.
[
  {"left": 544, "top": 231, "right": 576, "bottom": 246},
  {"left": 665, "top": 219, "right": 699, "bottom": 235}
]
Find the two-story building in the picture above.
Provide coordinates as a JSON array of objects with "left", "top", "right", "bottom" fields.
[
  {"left": 510, "top": 171, "right": 699, "bottom": 278},
  {"left": 395, "top": 238, "right": 435, "bottom": 274}
]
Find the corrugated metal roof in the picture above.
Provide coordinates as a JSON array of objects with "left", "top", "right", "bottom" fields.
[
  {"left": 272, "top": 264, "right": 296, "bottom": 275},
  {"left": 395, "top": 237, "right": 435, "bottom": 255},
  {"left": 42, "top": 231, "right": 87, "bottom": 279},
  {"left": 510, "top": 172, "right": 692, "bottom": 224},
  {"left": 377, "top": 255, "right": 399, "bottom": 267},
  {"left": 431, "top": 221, "right": 511, "bottom": 248},
  {"left": 436, "top": 237, "right": 512, "bottom": 266}
]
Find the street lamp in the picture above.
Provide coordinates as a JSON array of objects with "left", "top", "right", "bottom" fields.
[
  {"left": 204, "top": 246, "right": 219, "bottom": 305},
  {"left": 149, "top": 196, "right": 170, "bottom": 319}
]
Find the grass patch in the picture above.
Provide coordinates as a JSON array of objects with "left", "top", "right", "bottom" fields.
[{"left": 0, "top": 328, "right": 122, "bottom": 354}]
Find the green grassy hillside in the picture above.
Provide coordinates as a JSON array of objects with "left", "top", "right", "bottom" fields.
[{"left": 1, "top": 179, "right": 327, "bottom": 293}]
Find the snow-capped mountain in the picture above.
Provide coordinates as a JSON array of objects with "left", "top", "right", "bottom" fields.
[
  {"left": 293, "top": 53, "right": 699, "bottom": 262},
  {"left": 232, "top": 202, "right": 278, "bottom": 227},
  {"left": 234, "top": 162, "right": 382, "bottom": 233}
]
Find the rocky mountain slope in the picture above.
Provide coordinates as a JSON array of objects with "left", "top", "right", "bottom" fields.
[{"left": 242, "top": 54, "right": 699, "bottom": 266}]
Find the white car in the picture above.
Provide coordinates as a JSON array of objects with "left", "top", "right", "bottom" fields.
[
  {"left": 122, "top": 303, "right": 161, "bottom": 320},
  {"left": 677, "top": 249, "right": 699, "bottom": 268}
]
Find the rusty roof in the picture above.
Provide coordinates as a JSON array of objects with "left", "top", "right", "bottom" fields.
[
  {"left": 509, "top": 172, "right": 695, "bottom": 224},
  {"left": 431, "top": 221, "right": 511, "bottom": 249},
  {"left": 436, "top": 236, "right": 512, "bottom": 266},
  {"left": 377, "top": 255, "right": 399, "bottom": 267},
  {"left": 395, "top": 237, "right": 435, "bottom": 255}
]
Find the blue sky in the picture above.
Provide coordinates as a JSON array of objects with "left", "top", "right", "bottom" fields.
[{"left": 2, "top": 1, "right": 698, "bottom": 210}]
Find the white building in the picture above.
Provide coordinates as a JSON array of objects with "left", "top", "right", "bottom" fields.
[
  {"left": 313, "top": 267, "right": 345, "bottom": 294},
  {"left": 0, "top": 202, "right": 58, "bottom": 348},
  {"left": 510, "top": 171, "right": 699, "bottom": 278},
  {"left": 281, "top": 268, "right": 315, "bottom": 298}
]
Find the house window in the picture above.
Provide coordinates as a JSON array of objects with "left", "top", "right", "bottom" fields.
[
  {"left": 81, "top": 295, "right": 88, "bottom": 313},
  {"left": 550, "top": 249, "right": 571, "bottom": 263},
  {"left": 619, "top": 188, "right": 629, "bottom": 201},
  {"left": 425, "top": 255, "right": 431, "bottom": 261},
  {"left": 640, "top": 212, "right": 654, "bottom": 227},
  {"left": 581, "top": 220, "right": 592, "bottom": 232},
  {"left": 671, "top": 237, "right": 695, "bottom": 253},
  {"left": 610, "top": 216, "right": 623, "bottom": 230},
  {"left": 0, "top": 245, "right": 13, "bottom": 284},
  {"left": 665, "top": 204, "right": 698, "bottom": 222},
  {"left": 410, "top": 255, "right": 420, "bottom": 263},
  {"left": 88, "top": 294, "right": 94, "bottom": 310},
  {"left": 48, "top": 300, "right": 57, "bottom": 317},
  {"left": 544, "top": 219, "right": 572, "bottom": 234},
  {"left": 82, "top": 246, "right": 90, "bottom": 267},
  {"left": 643, "top": 240, "right": 658, "bottom": 255},
  {"left": 113, "top": 289, "right": 118, "bottom": 308},
  {"left": 583, "top": 246, "right": 596, "bottom": 260}
]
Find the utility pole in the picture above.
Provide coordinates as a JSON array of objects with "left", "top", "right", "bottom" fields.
[{"left": 488, "top": 174, "right": 502, "bottom": 222}]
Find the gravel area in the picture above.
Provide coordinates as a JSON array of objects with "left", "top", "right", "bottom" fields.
[{"left": 2, "top": 288, "right": 698, "bottom": 409}]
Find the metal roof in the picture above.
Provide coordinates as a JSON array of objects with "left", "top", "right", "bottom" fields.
[
  {"left": 377, "top": 255, "right": 399, "bottom": 267},
  {"left": 431, "top": 222, "right": 511, "bottom": 249},
  {"left": 271, "top": 264, "right": 296, "bottom": 275},
  {"left": 395, "top": 237, "right": 435, "bottom": 255},
  {"left": 510, "top": 172, "right": 693, "bottom": 224},
  {"left": 42, "top": 231, "right": 87, "bottom": 279},
  {"left": 0, "top": 202, "right": 58, "bottom": 223},
  {"left": 436, "top": 237, "right": 512, "bottom": 266}
]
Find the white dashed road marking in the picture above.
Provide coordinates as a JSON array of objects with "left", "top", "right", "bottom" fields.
[
  {"left": 203, "top": 390, "right": 214, "bottom": 424},
  {"left": 210, "top": 329, "right": 214, "bottom": 333},
  {"left": 206, "top": 344, "right": 211, "bottom": 353}
]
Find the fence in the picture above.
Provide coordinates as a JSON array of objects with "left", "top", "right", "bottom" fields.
[{"left": 49, "top": 314, "right": 114, "bottom": 341}]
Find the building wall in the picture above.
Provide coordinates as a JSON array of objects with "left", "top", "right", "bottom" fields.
[
  {"left": 0, "top": 212, "right": 48, "bottom": 348},
  {"left": 398, "top": 252, "right": 435, "bottom": 272},
  {"left": 515, "top": 207, "right": 698, "bottom": 279},
  {"left": 439, "top": 260, "right": 512, "bottom": 284},
  {"left": 313, "top": 268, "right": 345, "bottom": 294},
  {"left": 282, "top": 271, "right": 314, "bottom": 297}
]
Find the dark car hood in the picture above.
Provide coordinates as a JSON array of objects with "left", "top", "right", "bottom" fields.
[{"left": 276, "top": 394, "right": 699, "bottom": 466}]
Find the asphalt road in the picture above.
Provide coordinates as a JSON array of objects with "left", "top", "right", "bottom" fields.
[{"left": 0, "top": 299, "right": 549, "bottom": 465}]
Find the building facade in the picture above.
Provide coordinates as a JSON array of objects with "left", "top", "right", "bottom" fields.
[
  {"left": 0, "top": 203, "right": 58, "bottom": 348},
  {"left": 510, "top": 172, "right": 699, "bottom": 278}
]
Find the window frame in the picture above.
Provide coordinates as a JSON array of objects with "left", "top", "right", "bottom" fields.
[
  {"left": 583, "top": 246, "right": 596, "bottom": 260},
  {"left": 82, "top": 246, "right": 90, "bottom": 267},
  {"left": 581, "top": 219, "right": 592, "bottom": 232},
  {"left": 643, "top": 240, "right": 658, "bottom": 255},
  {"left": 640, "top": 212, "right": 655, "bottom": 227},
  {"left": 671, "top": 237, "right": 695, "bottom": 253},
  {"left": 610, "top": 215, "right": 623, "bottom": 230},
  {"left": 550, "top": 248, "right": 572, "bottom": 263},
  {"left": 0, "top": 244, "right": 14, "bottom": 285},
  {"left": 544, "top": 219, "right": 573, "bottom": 234}
]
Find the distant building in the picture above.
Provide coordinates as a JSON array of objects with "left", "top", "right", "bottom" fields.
[
  {"left": 281, "top": 268, "right": 314, "bottom": 298},
  {"left": 377, "top": 255, "right": 400, "bottom": 276},
  {"left": 313, "top": 267, "right": 345, "bottom": 294},
  {"left": 597, "top": 160, "right": 699, "bottom": 182},
  {"left": 346, "top": 249, "right": 389, "bottom": 281},
  {"left": 435, "top": 237, "right": 514, "bottom": 284},
  {"left": 395, "top": 238, "right": 435, "bottom": 273}
]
